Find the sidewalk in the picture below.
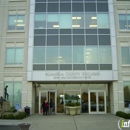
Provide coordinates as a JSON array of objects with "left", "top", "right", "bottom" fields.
[{"left": 0, "top": 114, "right": 125, "bottom": 130}]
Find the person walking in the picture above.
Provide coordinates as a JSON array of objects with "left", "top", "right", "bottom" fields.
[
  {"left": 42, "top": 100, "right": 48, "bottom": 116},
  {"left": 49, "top": 99, "right": 53, "bottom": 115}
]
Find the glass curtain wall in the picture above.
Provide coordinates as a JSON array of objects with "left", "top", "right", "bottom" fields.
[{"left": 34, "top": 0, "right": 111, "bottom": 71}]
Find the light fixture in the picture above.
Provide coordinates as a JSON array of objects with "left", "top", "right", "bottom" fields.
[
  {"left": 91, "top": 17, "right": 97, "bottom": 20},
  {"left": 87, "top": 49, "right": 92, "bottom": 50},
  {"left": 60, "top": 94, "right": 64, "bottom": 98},
  {"left": 89, "top": 25, "right": 97, "bottom": 27},
  {"left": 77, "top": 95, "right": 81, "bottom": 98},
  {"left": 72, "top": 17, "right": 81, "bottom": 19},
  {"left": 14, "top": 20, "right": 23, "bottom": 22},
  {"left": 53, "top": 25, "right": 59, "bottom": 28},
  {"left": 86, "top": 52, "right": 90, "bottom": 54},
  {"left": 17, "top": 24, "right": 25, "bottom": 26},
  {"left": 57, "top": 56, "right": 62, "bottom": 58},
  {"left": 72, "top": 25, "right": 80, "bottom": 27}
]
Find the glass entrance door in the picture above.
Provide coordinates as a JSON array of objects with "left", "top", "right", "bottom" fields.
[
  {"left": 39, "top": 90, "right": 57, "bottom": 114},
  {"left": 89, "top": 91, "right": 106, "bottom": 114}
]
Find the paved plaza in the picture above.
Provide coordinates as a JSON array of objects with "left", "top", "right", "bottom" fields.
[{"left": 1, "top": 114, "right": 128, "bottom": 130}]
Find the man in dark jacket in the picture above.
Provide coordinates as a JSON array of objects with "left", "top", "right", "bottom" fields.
[{"left": 49, "top": 99, "right": 53, "bottom": 115}]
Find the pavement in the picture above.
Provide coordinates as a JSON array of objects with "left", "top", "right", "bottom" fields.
[{"left": 0, "top": 114, "right": 129, "bottom": 130}]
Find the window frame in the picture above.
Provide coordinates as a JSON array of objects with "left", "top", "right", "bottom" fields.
[
  {"left": 121, "top": 47, "right": 130, "bottom": 65},
  {"left": 5, "top": 48, "right": 24, "bottom": 65},
  {"left": 118, "top": 14, "right": 130, "bottom": 30},
  {"left": 8, "top": 14, "right": 25, "bottom": 31}
]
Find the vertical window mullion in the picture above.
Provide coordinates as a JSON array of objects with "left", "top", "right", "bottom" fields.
[
  {"left": 16, "top": 15, "right": 18, "bottom": 30},
  {"left": 14, "top": 48, "right": 16, "bottom": 64}
]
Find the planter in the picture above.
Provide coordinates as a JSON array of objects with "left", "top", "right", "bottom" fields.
[
  {"left": 64, "top": 106, "right": 70, "bottom": 115},
  {"left": 76, "top": 106, "right": 81, "bottom": 115},
  {"left": 69, "top": 107, "right": 77, "bottom": 116}
]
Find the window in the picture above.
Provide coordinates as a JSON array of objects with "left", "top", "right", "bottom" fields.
[
  {"left": 119, "top": 14, "right": 130, "bottom": 30},
  {"left": 8, "top": 15, "right": 25, "bottom": 30},
  {"left": 35, "top": 13, "right": 46, "bottom": 29},
  {"left": 47, "top": 14, "right": 59, "bottom": 28},
  {"left": 6, "top": 48, "right": 23, "bottom": 65},
  {"left": 124, "top": 81, "right": 130, "bottom": 108},
  {"left": 86, "top": 46, "right": 99, "bottom": 64},
  {"left": 121, "top": 47, "right": 130, "bottom": 64},
  {"left": 59, "top": 46, "right": 72, "bottom": 63},
  {"left": 33, "top": 47, "right": 45, "bottom": 63},
  {"left": 99, "top": 46, "right": 112, "bottom": 64},
  {"left": 4, "top": 82, "right": 22, "bottom": 107},
  {"left": 60, "top": 14, "right": 71, "bottom": 28}
]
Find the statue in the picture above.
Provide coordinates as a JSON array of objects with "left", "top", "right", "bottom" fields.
[
  {"left": 4, "top": 86, "right": 9, "bottom": 100},
  {"left": 0, "top": 96, "right": 5, "bottom": 108}
]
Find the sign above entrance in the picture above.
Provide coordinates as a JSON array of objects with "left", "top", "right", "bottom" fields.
[{"left": 28, "top": 70, "right": 118, "bottom": 81}]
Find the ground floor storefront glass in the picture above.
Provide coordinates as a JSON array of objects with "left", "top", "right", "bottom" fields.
[{"left": 35, "top": 83, "right": 110, "bottom": 114}]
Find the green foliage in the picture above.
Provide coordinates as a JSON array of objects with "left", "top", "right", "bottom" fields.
[
  {"left": 66, "top": 102, "right": 80, "bottom": 106},
  {"left": 15, "top": 114, "right": 20, "bottom": 119},
  {"left": 8, "top": 114, "right": 15, "bottom": 119},
  {"left": 116, "top": 111, "right": 130, "bottom": 119},
  {"left": 7, "top": 106, "right": 17, "bottom": 113},
  {"left": 75, "top": 102, "right": 80, "bottom": 106},
  {"left": 14, "top": 112, "right": 27, "bottom": 119},
  {"left": 2, "top": 114, "right": 7, "bottom": 119}
]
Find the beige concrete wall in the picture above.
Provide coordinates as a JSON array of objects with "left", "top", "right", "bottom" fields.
[
  {"left": 0, "top": 0, "right": 34, "bottom": 114},
  {"left": 113, "top": 0, "right": 130, "bottom": 113}
]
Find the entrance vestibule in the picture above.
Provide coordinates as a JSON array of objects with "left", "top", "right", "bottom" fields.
[{"left": 36, "top": 84, "right": 110, "bottom": 114}]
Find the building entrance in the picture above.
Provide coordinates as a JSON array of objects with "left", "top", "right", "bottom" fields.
[
  {"left": 37, "top": 84, "right": 109, "bottom": 114},
  {"left": 89, "top": 90, "right": 106, "bottom": 114},
  {"left": 39, "top": 90, "right": 57, "bottom": 114}
]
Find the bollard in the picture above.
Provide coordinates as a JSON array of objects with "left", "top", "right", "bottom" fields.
[{"left": 18, "top": 123, "right": 31, "bottom": 130}]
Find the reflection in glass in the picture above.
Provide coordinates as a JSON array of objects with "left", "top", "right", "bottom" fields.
[
  {"left": 124, "top": 82, "right": 130, "bottom": 108},
  {"left": 60, "top": 14, "right": 71, "bottom": 28},
  {"left": 90, "top": 92, "right": 96, "bottom": 112},
  {"left": 97, "top": 14, "right": 109, "bottom": 28},
  {"left": 72, "top": 13, "right": 84, "bottom": 28},
  {"left": 64, "top": 91, "right": 81, "bottom": 105},
  {"left": 98, "top": 92, "right": 105, "bottom": 112},
  {"left": 85, "top": 13, "right": 97, "bottom": 28},
  {"left": 59, "top": 46, "right": 72, "bottom": 63},
  {"left": 33, "top": 47, "right": 45, "bottom": 63},
  {"left": 121, "top": 47, "right": 130, "bottom": 64},
  {"left": 4, "top": 82, "right": 21, "bottom": 107},
  {"left": 86, "top": 46, "right": 98, "bottom": 64},
  {"left": 128, "top": 14, "right": 130, "bottom": 30},
  {"left": 73, "top": 46, "right": 85, "bottom": 63},
  {"left": 47, "top": 14, "right": 59, "bottom": 28},
  {"left": 99, "top": 46, "right": 112, "bottom": 64},
  {"left": 46, "top": 47, "right": 58, "bottom": 63},
  {"left": 119, "top": 14, "right": 127, "bottom": 30},
  {"left": 35, "top": 13, "right": 46, "bottom": 29}
]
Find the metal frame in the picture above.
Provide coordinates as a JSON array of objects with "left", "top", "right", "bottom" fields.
[
  {"left": 39, "top": 90, "right": 57, "bottom": 114},
  {"left": 88, "top": 90, "right": 106, "bottom": 114}
]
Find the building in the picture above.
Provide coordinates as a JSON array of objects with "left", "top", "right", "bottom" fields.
[{"left": 0, "top": 0, "right": 130, "bottom": 115}]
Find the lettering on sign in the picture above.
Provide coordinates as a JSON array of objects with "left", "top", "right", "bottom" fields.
[{"left": 45, "top": 72, "right": 100, "bottom": 79}]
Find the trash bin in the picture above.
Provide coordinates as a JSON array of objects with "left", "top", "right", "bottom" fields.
[
  {"left": 24, "top": 106, "right": 30, "bottom": 116},
  {"left": 18, "top": 123, "right": 31, "bottom": 130}
]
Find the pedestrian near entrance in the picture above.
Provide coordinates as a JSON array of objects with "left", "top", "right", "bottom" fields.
[
  {"left": 49, "top": 99, "right": 53, "bottom": 115},
  {"left": 42, "top": 100, "right": 48, "bottom": 116}
]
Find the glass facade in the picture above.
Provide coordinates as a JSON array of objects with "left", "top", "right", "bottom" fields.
[
  {"left": 33, "top": 0, "right": 112, "bottom": 71},
  {"left": 4, "top": 82, "right": 22, "bottom": 107}
]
